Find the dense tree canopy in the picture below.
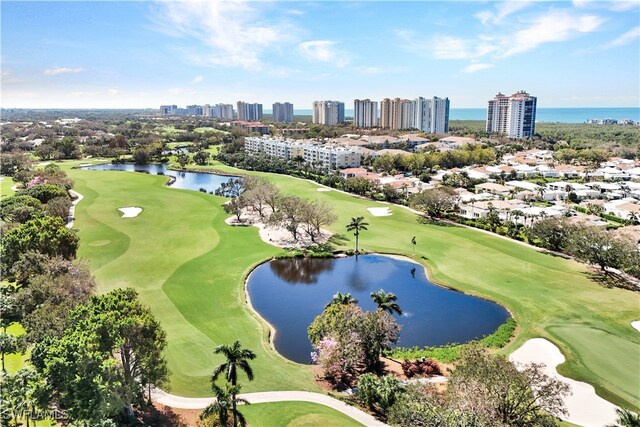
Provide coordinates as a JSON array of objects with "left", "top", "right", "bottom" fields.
[
  {"left": 1, "top": 216, "right": 79, "bottom": 276},
  {"left": 31, "top": 288, "right": 168, "bottom": 424}
]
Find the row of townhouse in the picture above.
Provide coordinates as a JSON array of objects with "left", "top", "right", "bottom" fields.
[{"left": 244, "top": 136, "right": 361, "bottom": 170}]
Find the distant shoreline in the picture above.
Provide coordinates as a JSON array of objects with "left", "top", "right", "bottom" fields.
[{"left": 2, "top": 106, "right": 638, "bottom": 124}]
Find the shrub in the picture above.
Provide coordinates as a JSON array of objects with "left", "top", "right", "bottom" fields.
[{"left": 401, "top": 358, "right": 442, "bottom": 378}]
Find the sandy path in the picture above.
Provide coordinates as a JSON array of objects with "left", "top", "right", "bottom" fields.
[
  {"left": 509, "top": 338, "right": 619, "bottom": 427},
  {"left": 66, "top": 190, "right": 84, "bottom": 228},
  {"left": 151, "top": 389, "right": 387, "bottom": 426}
]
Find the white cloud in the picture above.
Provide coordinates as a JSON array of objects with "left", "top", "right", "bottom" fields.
[
  {"left": 432, "top": 36, "right": 472, "bottom": 59},
  {"left": 604, "top": 26, "right": 640, "bottom": 48},
  {"left": 476, "top": 1, "right": 534, "bottom": 26},
  {"left": 285, "top": 9, "right": 304, "bottom": 15},
  {"left": 1, "top": 69, "right": 23, "bottom": 84},
  {"left": 574, "top": 0, "right": 638, "bottom": 11},
  {"left": 108, "top": 88, "right": 120, "bottom": 95},
  {"left": 462, "top": 63, "right": 494, "bottom": 73},
  {"left": 501, "top": 11, "right": 604, "bottom": 57},
  {"left": 191, "top": 75, "right": 204, "bottom": 84},
  {"left": 168, "top": 87, "right": 184, "bottom": 95},
  {"left": 152, "top": 1, "right": 292, "bottom": 69},
  {"left": 43, "top": 67, "right": 84, "bottom": 75},
  {"left": 298, "top": 40, "right": 350, "bottom": 67}
]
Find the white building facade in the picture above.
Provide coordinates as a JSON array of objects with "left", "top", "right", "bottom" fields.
[
  {"left": 244, "top": 136, "right": 361, "bottom": 170},
  {"left": 354, "top": 99, "right": 379, "bottom": 128},
  {"left": 487, "top": 91, "right": 537, "bottom": 138}
]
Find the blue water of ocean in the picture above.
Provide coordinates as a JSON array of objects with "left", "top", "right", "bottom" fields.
[{"left": 281, "top": 107, "right": 639, "bottom": 123}]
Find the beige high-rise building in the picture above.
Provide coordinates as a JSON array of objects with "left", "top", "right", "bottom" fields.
[
  {"left": 380, "top": 98, "right": 418, "bottom": 130},
  {"left": 312, "top": 101, "right": 345, "bottom": 125}
]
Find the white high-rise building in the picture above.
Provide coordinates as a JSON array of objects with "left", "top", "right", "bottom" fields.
[
  {"left": 312, "top": 101, "right": 345, "bottom": 125},
  {"left": 272, "top": 102, "right": 294, "bottom": 123},
  {"left": 237, "top": 101, "right": 263, "bottom": 121},
  {"left": 429, "top": 96, "right": 450, "bottom": 134},
  {"left": 487, "top": 91, "right": 537, "bottom": 138},
  {"left": 354, "top": 99, "right": 378, "bottom": 128}
]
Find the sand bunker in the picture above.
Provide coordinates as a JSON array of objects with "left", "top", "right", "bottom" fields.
[
  {"left": 367, "top": 207, "right": 392, "bottom": 216},
  {"left": 632, "top": 321, "right": 640, "bottom": 332},
  {"left": 509, "top": 338, "right": 619, "bottom": 426},
  {"left": 225, "top": 207, "right": 331, "bottom": 249},
  {"left": 118, "top": 207, "right": 143, "bottom": 218},
  {"left": 317, "top": 188, "right": 331, "bottom": 192}
]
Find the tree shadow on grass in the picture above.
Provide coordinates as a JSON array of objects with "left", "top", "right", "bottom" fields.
[
  {"left": 583, "top": 271, "right": 638, "bottom": 291},
  {"left": 328, "top": 233, "right": 349, "bottom": 246}
]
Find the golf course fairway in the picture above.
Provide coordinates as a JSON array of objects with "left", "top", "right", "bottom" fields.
[{"left": 64, "top": 161, "right": 640, "bottom": 410}]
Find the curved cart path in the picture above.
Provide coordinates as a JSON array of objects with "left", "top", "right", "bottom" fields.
[{"left": 152, "top": 389, "right": 388, "bottom": 426}]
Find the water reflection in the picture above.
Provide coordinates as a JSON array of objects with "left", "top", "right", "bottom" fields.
[
  {"left": 248, "top": 254, "right": 510, "bottom": 363},
  {"left": 81, "top": 163, "right": 239, "bottom": 193},
  {"left": 270, "top": 258, "right": 335, "bottom": 285}
]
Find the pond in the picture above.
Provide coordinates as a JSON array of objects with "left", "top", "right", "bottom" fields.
[
  {"left": 82, "top": 163, "right": 239, "bottom": 193},
  {"left": 247, "top": 254, "right": 510, "bottom": 364}
]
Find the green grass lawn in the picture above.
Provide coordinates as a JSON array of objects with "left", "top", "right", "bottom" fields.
[
  {"left": 61, "top": 159, "right": 640, "bottom": 410},
  {"left": 241, "top": 401, "right": 363, "bottom": 427},
  {"left": 5, "top": 323, "right": 28, "bottom": 374},
  {"left": 1, "top": 175, "right": 17, "bottom": 196}
]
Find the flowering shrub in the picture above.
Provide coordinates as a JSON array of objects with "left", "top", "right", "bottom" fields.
[{"left": 27, "top": 176, "right": 47, "bottom": 188}]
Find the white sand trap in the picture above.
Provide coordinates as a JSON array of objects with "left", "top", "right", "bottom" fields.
[
  {"left": 118, "top": 207, "right": 143, "bottom": 218},
  {"left": 509, "top": 338, "right": 619, "bottom": 427},
  {"left": 632, "top": 321, "right": 640, "bottom": 332},
  {"left": 367, "top": 207, "right": 392, "bottom": 217},
  {"left": 79, "top": 163, "right": 92, "bottom": 167},
  {"left": 317, "top": 188, "right": 331, "bottom": 192}
]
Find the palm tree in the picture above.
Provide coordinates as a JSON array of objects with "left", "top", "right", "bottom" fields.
[
  {"left": 201, "top": 383, "right": 250, "bottom": 427},
  {"left": 325, "top": 292, "right": 358, "bottom": 308},
  {"left": 346, "top": 216, "right": 369, "bottom": 253},
  {"left": 607, "top": 408, "right": 640, "bottom": 427},
  {"left": 212, "top": 341, "right": 256, "bottom": 427},
  {"left": 370, "top": 289, "right": 402, "bottom": 315}
]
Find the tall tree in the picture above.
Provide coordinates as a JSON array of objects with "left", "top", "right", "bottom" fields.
[
  {"left": 211, "top": 341, "right": 256, "bottom": 427},
  {"left": 370, "top": 289, "right": 403, "bottom": 316},
  {"left": 346, "top": 216, "right": 369, "bottom": 253},
  {"left": 31, "top": 288, "right": 168, "bottom": 424},
  {"left": 200, "top": 383, "right": 249, "bottom": 427}
]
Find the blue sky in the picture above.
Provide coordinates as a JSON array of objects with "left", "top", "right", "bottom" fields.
[{"left": 2, "top": 1, "right": 639, "bottom": 109}]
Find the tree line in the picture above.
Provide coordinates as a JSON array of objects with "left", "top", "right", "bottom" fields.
[{"left": 0, "top": 164, "right": 170, "bottom": 426}]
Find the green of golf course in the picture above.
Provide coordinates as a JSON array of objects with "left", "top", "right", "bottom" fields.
[{"left": 61, "top": 160, "right": 639, "bottom": 410}]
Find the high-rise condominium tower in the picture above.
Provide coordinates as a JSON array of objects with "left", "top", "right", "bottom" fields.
[
  {"left": 312, "top": 101, "right": 345, "bottom": 125},
  {"left": 379, "top": 96, "right": 449, "bottom": 133},
  {"left": 487, "top": 91, "right": 537, "bottom": 138},
  {"left": 237, "top": 101, "right": 263, "bottom": 121},
  {"left": 272, "top": 102, "right": 294, "bottom": 123},
  {"left": 354, "top": 99, "right": 378, "bottom": 128}
]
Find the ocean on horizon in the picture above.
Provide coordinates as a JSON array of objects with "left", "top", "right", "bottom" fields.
[{"left": 279, "top": 107, "right": 639, "bottom": 123}]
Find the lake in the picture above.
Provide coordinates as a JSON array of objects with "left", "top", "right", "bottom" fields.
[
  {"left": 81, "top": 163, "right": 239, "bottom": 193},
  {"left": 247, "top": 254, "right": 510, "bottom": 363}
]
